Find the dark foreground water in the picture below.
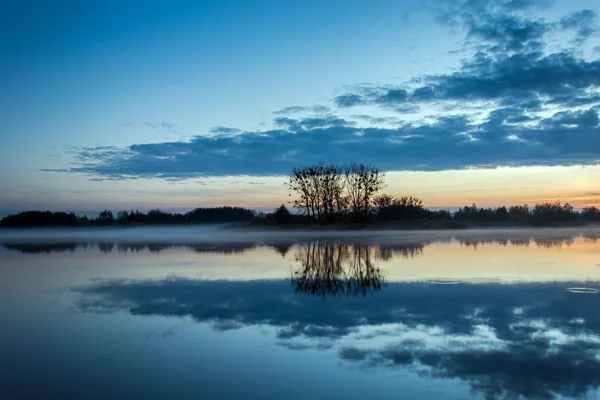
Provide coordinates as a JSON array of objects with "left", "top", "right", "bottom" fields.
[{"left": 1, "top": 227, "right": 600, "bottom": 400}]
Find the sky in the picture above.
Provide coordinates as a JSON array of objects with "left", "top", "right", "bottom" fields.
[{"left": 1, "top": 0, "right": 599, "bottom": 213}]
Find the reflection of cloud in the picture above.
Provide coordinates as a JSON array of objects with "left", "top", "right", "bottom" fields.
[
  {"left": 340, "top": 337, "right": 600, "bottom": 400},
  {"left": 75, "top": 276, "right": 600, "bottom": 399}
]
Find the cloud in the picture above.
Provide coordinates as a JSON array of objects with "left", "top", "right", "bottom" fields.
[
  {"left": 334, "top": 93, "right": 364, "bottom": 107},
  {"left": 44, "top": 1, "right": 600, "bottom": 180},
  {"left": 145, "top": 122, "right": 181, "bottom": 134},
  {"left": 560, "top": 10, "right": 597, "bottom": 43},
  {"left": 332, "top": 3, "right": 599, "bottom": 113},
  {"left": 208, "top": 126, "right": 241, "bottom": 136},
  {"left": 273, "top": 105, "right": 330, "bottom": 115},
  {"left": 350, "top": 115, "right": 401, "bottom": 125},
  {"left": 76, "top": 275, "right": 600, "bottom": 399},
  {"left": 52, "top": 106, "right": 599, "bottom": 179},
  {"left": 337, "top": 52, "right": 600, "bottom": 108},
  {"left": 39, "top": 168, "right": 69, "bottom": 172},
  {"left": 273, "top": 115, "right": 354, "bottom": 131}
]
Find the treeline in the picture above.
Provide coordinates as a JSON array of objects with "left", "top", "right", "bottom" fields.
[
  {"left": 2, "top": 161, "right": 598, "bottom": 228},
  {"left": 265, "top": 199, "right": 600, "bottom": 226},
  {"left": 452, "top": 203, "right": 599, "bottom": 224},
  {"left": 0, "top": 207, "right": 257, "bottom": 228},
  {"left": 262, "top": 161, "right": 600, "bottom": 226},
  {"left": 0, "top": 211, "right": 80, "bottom": 227}
]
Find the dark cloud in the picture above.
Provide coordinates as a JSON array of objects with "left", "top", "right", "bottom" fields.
[
  {"left": 376, "top": 89, "right": 409, "bottom": 104},
  {"left": 560, "top": 10, "right": 597, "bottom": 43},
  {"left": 466, "top": 14, "right": 549, "bottom": 53},
  {"left": 44, "top": 1, "right": 600, "bottom": 180},
  {"left": 334, "top": 93, "right": 363, "bottom": 107},
  {"left": 334, "top": 3, "right": 600, "bottom": 109},
  {"left": 340, "top": 52, "right": 600, "bottom": 108},
  {"left": 52, "top": 105, "right": 599, "bottom": 179}
]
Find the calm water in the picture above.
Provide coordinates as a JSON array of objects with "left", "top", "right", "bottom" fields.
[{"left": 1, "top": 227, "right": 600, "bottom": 400}]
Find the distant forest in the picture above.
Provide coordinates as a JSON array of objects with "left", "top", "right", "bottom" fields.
[
  {"left": 0, "top": 207, "right": 256, "bottom": 228},
  {"left": 1, "top": 162, "right": 599, "bottom": 228}
]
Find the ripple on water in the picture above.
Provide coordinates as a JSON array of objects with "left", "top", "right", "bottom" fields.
[
  {"left": 425, "top": 279, "right": 462, "bottom": 285},
  {"left": 566, "top": 287, "right": 599, "bottom": 294}
]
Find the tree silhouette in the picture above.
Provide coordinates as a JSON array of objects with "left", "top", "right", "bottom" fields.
[
  {"left": 291, "top": 241, "right": 385, "bottom": 297},
  {"left": 286, "top": 162, "right": 384, "bottom": 223}
]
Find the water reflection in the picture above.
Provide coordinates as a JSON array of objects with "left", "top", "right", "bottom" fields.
[
  {"left": 458, "top": 235, "right": 590, "bottom": 249},
  {"left": 4, "top": 231, "right": 600, "bottom": 399},
  {"left": 3, "top": 231, "right": 598, "bottom": 255},
  {"left": 292, "top": 242, "right": 384, "bottom": 297},
  {"left": 75, "top": 259, "right": 600, "bottom": 399},
  {"left": 291, "top": 242, "right": 426, "bottom": 297},
  {"left": 1, "top": 241, "right": 260, "bottom": 254}
]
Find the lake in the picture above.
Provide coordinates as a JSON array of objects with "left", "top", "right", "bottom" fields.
[{"left": 1, "top": 227, "right": 600, "bottom": 400}]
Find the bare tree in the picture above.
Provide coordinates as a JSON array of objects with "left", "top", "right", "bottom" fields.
[
  {"left": 286, "top": 166, "right": 316, "bottom": 222},
  {"left": 344, "top": 163, "right": 385, "bottom": 220},
  {"left": 288, "top": 162, "right": 385, "bottom": 223}
]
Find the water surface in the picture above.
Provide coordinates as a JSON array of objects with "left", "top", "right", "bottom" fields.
[{"left": 1, "top": 227, "right": 599, "bottom": 399}]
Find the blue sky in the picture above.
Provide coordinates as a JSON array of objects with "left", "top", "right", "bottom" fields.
[{"left": 1, "top": 0, "right": 599, "bottom": 212}]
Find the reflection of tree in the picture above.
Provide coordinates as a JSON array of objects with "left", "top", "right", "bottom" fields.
[
  {"left": 291, "top": 242, "right": 386, "bottom": 297},
  {"left": 509, "top": 239, "right": 530, "bottom": 247},
  {"left": 584, "top": 234, "right": 599, "bottom": 243},
  {"left": 1, "top": 241, "right": 260, "bottom": 255},
  {"left": 534, "top": 237, "right": 574, "bottom": 249},
  {"left": 98, "top": 242, "right": 114, "bottom": 254},
  {"left": 458, "top": 235, "right": 581, "bottom": 249},
  {"left": 1, "top": 242, "right": 80, "bottom": 254},
  {"left": 376, "top": 244, "right": 424, "bottom": 260},
  {"left": 272, "top": 243, "right": 293, "bottom": 257}
]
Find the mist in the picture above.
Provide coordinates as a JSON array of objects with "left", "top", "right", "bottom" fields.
[{"left": 0, "top": 225, "right": 598, "bottom": 246}]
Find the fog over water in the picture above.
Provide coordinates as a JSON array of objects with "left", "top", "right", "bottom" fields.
[{"left": 1, "top": 225, "right": 599, "bottom": 245}]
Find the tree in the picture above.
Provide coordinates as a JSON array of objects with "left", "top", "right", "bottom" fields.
[
  {"left": 287, "top": 162, "right": 385, "bottom": 223},
  {"left": 495, "top": 206, "right": 509, "bottom": 221},
  {"left": 287, "top": 166, "right": 316, "bottom": 221},
  {"left": 532, "top": 202, "right": 575, "bottom": 222},
  {"left": 97, "top": 210, "right": 115, "bottom": 224},
  {"left": 582, "top": 206, "right": 600, "bottom": 221},
  {"left": 344, "top": 163, "right": 385, "bottom": 220},
  {"left": 272, "top": 204, "right": 293, "bottom": 223},
  {"left": 117, "top": 210, "right": 129, "bottom": 223},
  {"left": 509, "top": 204, "right": 530, "bottom": 222},
  {"left": 373, "top": 194, "right": 394, "bottom": 209},
  {"left": 375, "top": 194, "right": 425, "bottom": 221}
]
